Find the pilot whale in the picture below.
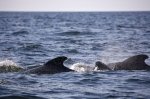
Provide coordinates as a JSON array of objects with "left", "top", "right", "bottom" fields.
[
  {"left": 1, "top": 54, "right": 150, "bottom": 74},
  {"left": 24, "top": 56, "right": 74, "bottom": 74},
  {"left": 95, "top": 54, "right": 150, "bottom": 70}
]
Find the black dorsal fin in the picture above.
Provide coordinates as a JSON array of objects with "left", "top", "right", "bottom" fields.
[
  {"left": 112, "top": 54, "right": 150, "bottom": 70},
  {"left": 44, "top": 56, "right": 68, "bottom": 67},
  {"left": 123, "top": 54, "right": 148, "bottom": 64},
  {"left": 23, "top": 56, "right": 73, "bottom": 74}
]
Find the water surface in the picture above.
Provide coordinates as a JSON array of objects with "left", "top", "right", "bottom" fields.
[{"left": 0, "top": 12, "right": 150, "bottom": 99}]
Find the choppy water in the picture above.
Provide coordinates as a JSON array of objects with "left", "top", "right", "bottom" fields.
[{"left": 0, "top": 12, "right": 150, "bottom": 99}]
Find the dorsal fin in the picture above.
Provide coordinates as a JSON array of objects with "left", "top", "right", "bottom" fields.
[
  {"left": 112, "top": 54, "right": 150, "bottom": 70},
  {"left": 95, "top": 61, "right": 111, "bottom": 70},
  {"left": 44, "top": 56, "right": 68, "bottom": 67},
  {"left": 23, "top": 56, "right": 73, "bottom": 74},
  {"left": 123, "top": 54, "right": 148, "bottom": 64}
]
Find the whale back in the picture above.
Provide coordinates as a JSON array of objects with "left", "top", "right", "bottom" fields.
[
  {"left": 95, "top": 61, "right": 111, "bottom": 70},
  {"left": 108, "top": 54, "right": 150, "bottom": 70},
  {"left": 24, "top": 56, "right": 73, "bottom": 74}
]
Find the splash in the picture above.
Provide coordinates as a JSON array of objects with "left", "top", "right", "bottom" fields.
[
  {"left": 70, "top": 63, "right": 94, "bottom": 72},
  {"left": 0, "top": 60, "right": 24, "bottom": 73}
]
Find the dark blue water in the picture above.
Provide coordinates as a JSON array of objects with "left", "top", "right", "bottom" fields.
[{"left": 0, "top": 12, "right": 150, "bottom": 99}]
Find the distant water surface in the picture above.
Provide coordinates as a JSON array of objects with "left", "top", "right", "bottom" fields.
[{"left": 0, "top": 12, "right": 150, "bottom": 99}]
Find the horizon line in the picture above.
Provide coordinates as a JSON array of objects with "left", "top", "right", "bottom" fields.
[{"left": 0, "top": 10, "right": 150, "bottom": 13}]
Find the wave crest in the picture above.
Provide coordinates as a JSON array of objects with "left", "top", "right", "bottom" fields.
[{"left": 12, "top": 30, "right": 29, "bottom": 36}]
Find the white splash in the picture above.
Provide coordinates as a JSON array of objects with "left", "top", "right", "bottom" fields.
[
  {"left": 0, "top": 60, "right": 17, "bottom": 66},
  {"left": 70, "top": 63, "right": 94, "bottom": 72},
  {"left": 0, "top": 60, "right": 24, "bottom": 73}
]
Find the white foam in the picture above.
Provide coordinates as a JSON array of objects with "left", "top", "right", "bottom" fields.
[
  {"left": 70, "top": 63, "right": 94, "bottom": 72},
  {"left": 0, "top": 60, "right": 17, "bottom": 67},
  {"left": 0, "top": 60, "right": 24, "bottom": 73}
]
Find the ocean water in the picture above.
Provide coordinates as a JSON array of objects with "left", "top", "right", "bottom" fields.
[{"left": 0, "top": 12, "right": 150, "bottom": 99}]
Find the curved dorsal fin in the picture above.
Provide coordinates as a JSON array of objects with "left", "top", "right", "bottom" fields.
[
  {"left": 44, "top": 56, "right": 68, "bottom": 67},
  {"left": 123, "top": 54, "right": 148, "bottom": 64},
  {"left": 112, "top": 54, "right": 150, "bottom": 70},
  {"left": 23, "top": 56, "right": 73, "bottom": 74}
]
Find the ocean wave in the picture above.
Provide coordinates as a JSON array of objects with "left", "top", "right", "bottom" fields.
[
  {"left": 12, "top": 30, "right": 29, "bottom": 36},
  {"left": 117, "top": 24, "right": 146, "bottom": 29},
  {"left": 19, "top": 43, "right": 42, "bottom": 51},
  {"left": 126, "top": 77, "right": 150, "bottom": 84},
  {"left": 58, "top": 31, "right": 81, "bottom": 36},
  {"left": 57, "top": 31, "right": 93, "bottom": 36},
  {"left": 0, "top": 95, "right": 46, "bottom": 99},
  {"left": 65, "top": 49, "right": 79, "bottom": 54}
]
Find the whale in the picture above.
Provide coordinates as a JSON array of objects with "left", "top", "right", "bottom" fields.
[
  {"left": 95, "top": 54, "right": 150, "bottom": 70},
  {"left": 24, "top": 56, "right": 74, "bottom": 74}
]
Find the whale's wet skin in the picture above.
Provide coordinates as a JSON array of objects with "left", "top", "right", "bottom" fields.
[{"left": 0, "top": 12, "right": 150, "bottom": 98}]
